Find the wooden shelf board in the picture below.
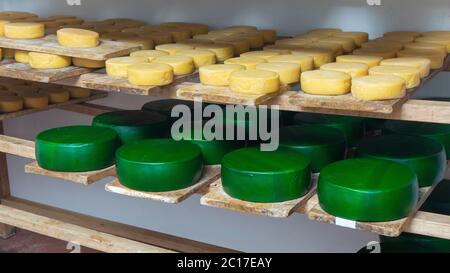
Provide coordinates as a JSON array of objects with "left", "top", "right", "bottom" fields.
[
  {"left": 105, "top": 165, "right": 221, "bottom": 204},
  {"left": 0, "top": 35, "right": 140, "bottom": 61},
  {"left": 0, "top": 135, "right": 35, "bottom": 159}
]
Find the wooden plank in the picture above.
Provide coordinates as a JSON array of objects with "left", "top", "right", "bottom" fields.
[
  {"left": 106, "top": 165, "right": 221, "bottom": 204},
  {"left": 0, "top": 204, "right": 173, "bottom": 253},
  {"left": 200, "top": 174, "right": 318, "bottom": 218},
  {"left": 0, "top": 62, "right": 92, "bottom": 83},
  {"left": 0, "top": 35, "right": 140, "bottom": 61},
  {"left": 0, "top": 135, "right": 35, "bottom": 159},
  {"left": 79, "top": 70, "right": 198, "bottom": 96},
  {"left": 1, "top": 197, "right": 237, "bottom": 253},
  {"left": 59, "top": 103, "right": 123, "bottom": 116},
  {"left": 405, "top": 211, "right": 450, "bottom": 240},
  {"left": 0, "top": 91, "right": 108, "bottom": 121},
  {"left": 307, "top": 185, "right": 437, "bottom": 237},
  {"left": 24, "top": 161, "right": 116, "bottom": 185}
]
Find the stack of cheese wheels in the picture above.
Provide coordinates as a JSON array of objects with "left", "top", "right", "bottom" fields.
[
  {"left": 380, "top": 57, "right": 431, "bottom": 78},
  {"left": 57, "top": 28, "right": 100, "bottom": 48},
  {"left": 64, "top": 86, "right": 91, "bottom": 99},
  {"left": 127, "top": 63, "right": 174, "bottom": 86},
  {"left": 221, "top": 147, "right": 311, "bottom": 203},
  {"left": 229, "top": 69, "right": 280, "bottom": 95},
  {"left": 356, "top": 135, "right": 446, "bottom": 188},
  {"left": 199, "top": 64, "right": 245, "bottom": 86},
  {"left": 130, "top": 50, "right": 169, "bottom": 61},
  {"left": 369, "top": 65, "right": 421, "bottom": 89},
  {"left": 293, "top": 113, "right": 365, "bottom": 147},
  {"left": 256, "top": 62, "right": 301, "bottom": 85},
  {"left": 175, "top": 49, "right": 216, "bottom": 68},
  {"left": 301, "top": 70, "right": 351, "bottom": 95},
  {"left": 291, "top": 48, "right": 334, "bottom": 68},
  {"left": 224, "top": 56, "right": 266, "bottom": 69},
  {"left": 318, "top": 158, "right": 419, "bottom": 222},
  {"left": 105, "top": 56, "right": 148, "bottom": 78},
  {"left": 320, "top": 62, "right": 369, "bottom": 78},
  {"left": 172, "top": 121, "right": 245, "bottom": 165},
  {"left": 116, "top": 139, "right": 203, "bottom": 192},
  {"left": 352, "top": 75, "right": 406, "bottom": 101},
  {"left": 4, "top": 22, "right": 45, "bottom": 39},
  {"left": 384, "top": 120, "right": 450, "bottom": 159},
  {"left": 336, "top": 55, "right": 383, "bottom": 68},
  {"left": 279, "top": 124, "right": 347, "bottom": 173},
  {"left": 267, "top": 54, "right": 314, "bottom": 72},
  {"left": 36, "top": 125, "right": 121, "bottom": 172},
  {"left": 28, "top": 52, "right": 71, "bottom": 69},
  {"left": 92, "top": 110, "right": 168, "bottom": 143},
  {"left": 152, "top": 55, "right": 195, "bottom": 76}
]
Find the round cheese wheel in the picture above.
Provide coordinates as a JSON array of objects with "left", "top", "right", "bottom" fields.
[
  {"left": 72, "top": 57, "right": 105, "bottom": 68},
  {"left": 232, "top": 33, "right": 264, "bottom": 49},
  {"left": 380, "top": 57, "right": 431, "bottom": 78},
  {"left": 334, "top": 32, "right": 369, "bottom": 47},
  {"left": 14, "top": 50, "right": 29, "bottom": 64},
  {"left": 301, "top": 70, "right": 351, "bottom": 95},
  {"left": 0, "top": 96, "right": 23, "bottom": 112},
  {"left": 404, "top": 42, "right": 447, "bottom": 57},
  {"left": 36, "top": 125, "right": 120, "bottom": 172},
  {"left": 105, "top": 56, "right": 149, "bottom": 78},
  {"left": 229, "top": 69, "right": 280, "bottom": 95},
  {"left": 306, "top": 41, "right": 344, "bottom": 56},
  {"left": 129, "top": 49, "right": 168, "bottom": 61},
  {"left": 352, "top": 75, "right": 406, "bottom": 101},
  {"left": 240, "top": 50, "right": 281, "bottom": 61},
  {"left": 64, "top": 86, "right": 91, "bottom": 98},
  {"left": 319, "top": 37, "right": 356, "bottom": 53},
  {"left": 152, "top": 55, "right": 195, "bottom": 76},
  {"left": 29, "top": 52, "right": 71, "bottom": 69},
  {"left": 275, "top": 37, "right": 312, "bottom": 47},
  {"left": 318, "top": 158, "right": 419, "bottom": 222},
  {"left": 92, "top": 110, "right": 168, "bottom": 143},
  {"left": 40, "top": 89, "right": 70, "bottom": 103},
  {"left": 293, "top": 113, "right": 365, "bottom": 146},
  {"left": 4, "top": 22, "right": 44, "bottom": 39},
  {"left": 353, "top": 48, "right": 398, "bottom": 59},
  {"left": 279, "top": 124, "right": 346, "bottom": 173},
  {"left": 116, "top": 139, "right": 203, "bottom": 192},
  {"left": 224, "top": 56, "right": 266, "bottom": 70},
  {"left": 256, "top": 62, "right": 301, "bottom": 85},
  {"left": 142, "top": 99, "right": 195, "bottom": 126},
  {"left": 320, "top": 62, "right": 369, "bottom": 78},
  {"left": 336, "top": 55, "right": 383, "bottom": 68},
  {"left": 57, "top": 28, "right": 99, "bottom": 48},
  {"left": 267, "top": 54, "right": 314, "bottom": 72},
  {"left": 193, "top": 33, "right": 225, "bottom": 43},
  {"left": 259, "top": 29, "right": 277, "bottom": 44},
  {"left": 423, "top": 31, "right": 450, "bottom": 38},
  {"left": 295, "top": 33, "right": 324, "bottom": 42},
  {"left": 357, "top": 135, "right": 446, "bottom": 188},
  {"left": 369, "top": 65, "right": 421, "bottom": 89},
  {"left": 381, "top": 35, "right": 416, "bottom": 44},
  {"left": 195, "top": 43, "right": 234, "bottom": 62},
  {"left": 0, "top": 20, "right": 10, "bottom": 36},
  {"left": 215, "top": 38, "right": 251, "bottom": 55},
  {"left": 199, "top": 64, "right": 245, "bottom": 86},
  {"left": 263, "top": 46, "right": 292, "bottom": 55},
  {"left": 127, "top": 63, "right": 173, "bottom": 86},
  {"left": 139, "top": 32, "right": 173, "bottom": 45},
  {"left": 118, "top": 37, "right": 154, "bottom": 50},
  {"left": 291, "top": 48, "right": 334, "bottom": 68},
  {"left": 362, "top": 40, "right": 404, "bottom": 51},
  {"left": 22, "top": 93, "right": 49, "bottom": 109},
  {"left": 415, "top": 36, "right": 450, "bottom": 52},
  {"left": 155, "top": 43, "right": 194, "bottom": 55},
  {"left": 176, "top": 49, "right": 216, "bottom": 68},
  {"left": 222, "top": 147, "right": 311, "bottom": 203},
  {"left": 397, "top": 49, "right": 445, "bottom": 69}
]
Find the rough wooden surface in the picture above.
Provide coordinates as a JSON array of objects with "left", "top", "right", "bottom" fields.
[
  {"left": 79, "top": 70, "right": 198, "bottom": 96},
  {"left": 106, "top": 165, "right": 221, "bottom": 204},
  {"left": 405, "top": 211, "right": 450, "bottom": 240},
  {"left": 24, "top": 161, "right": 116, "bottom": 185},
  {"left": 0, "top": 135, "right": 35, "bottom": 159},
  {"left": 0, "top": 62, "right": 92, "bottom": 83},
  {"left": 0, "top": 35, "right": 140, "bottom": 61},
  {"left": 200, "top": 174, "right": 319, "bottom": 218}
]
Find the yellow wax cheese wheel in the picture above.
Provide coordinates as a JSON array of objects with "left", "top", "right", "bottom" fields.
[
  {"left": 155, "top": 43, "right": 194, "bottom": 55},
  {"left": 240, "top": 50, "right": 281, "bottom": 61},
  {"left": 14, "top": 50, "right": 29, "bottom": 63},
  {"left": 127, "top": 63, "right": 174, "bottom": 86},
  {"left": 199, "top": 64, "right": 245, "bottom": 86},
  {"left": 175, "top": 49, "right": 216, "bottom": 68},
  {"left": 369, "top": 65, "right": 421, "bottom": 89},
  {"left": 362, "top": 40, "right": 404, "bottom": 51},
  {"left": 301, "top": 70, "right": 351, "bottom": 96},
  {"left": 275, "top": 38, "right": 312, "bottom": 47},
  {"left": 64, "top": 86, "right": 91, "bottom": 98},
  {"left": 397, "top": 49, "right": 444, "bottom": 69},
  {"left": 215, "top": 38, "right": 251, "bottom": 55},
  {"left": 0, "top": 96, "right": 23, "bottom": 112},
  {"left": 57, "top": 28, "right": 99, "bottom": 48},
  {"left": 319, "top": 37, "right": 356, "bottom": 53},
  {"left": 4, "top": 22, "right": 44, "bottom": 39},
  {"left": 232, "top": 33, "right": 264, "bottom": 49},
  {"left": 306, "top": 41, "right": 344, "bottom": 56},
  {"left": 415, "top": 36, "right": 450, "bottom": 52},
  {"left": 384, "top": 31, "right": 422, "bottom": 39},
  {"left": 29, "top": 52, "right": 71, "bottom": 69},
  {"left": 106, "top": 56, "right": 149, "bottom": 78},
  {"left": 22, "top": 93, "right": 49, "bottom": 109},
  {"left": 72, "top": 57, "right": 105, "bottom": 68},
  {"left": 195, "top": 43, "right": 234, "bottom": 62},
  {"left": 320, "top": 62, "right": 369, "bottom": 78},
  {"left": 352, "top": 75, "right": 406, "bottom": 101},
  {"left": 263, "top": 46, "right": 292, "bottom": 55},
  {"left": 256, "top": 62, "right": 301, "bottom": 85},
  {"left": 308, "top": 28, "right": 342, "bottom": 37},
  {"left": 229, "top": 69, "right": 280, "bottom": 95},
  {"left": 224, "top": 57, "right": 266, "bottom": 70},
  {"left": 40, "top": 89, "right": 70, "bottom": 103},
  {"left": 259, "top": 29, "right": 277, "bottom": 44},
  {"left": 0, "top": 20, "right": 10, "bottom": 36},
  {"left": 404, "top": 42, "right": 447, "bottom": 57},
  {"left": 152, "top": 55, "right": 195, "bottom": 76},
  {"left": 353, "top": 48, "right": 398, "bottom": 59},
  {"left": 380, "top": 57, "right": 431, "bottom": 78},
  {"left": 334, "top": 32, "right": 369, "bottom": 47},
  {"left": 291, "top": 48, "right": 334, "bottom": 68},
  {"left": 267, "top": 54, "right": 314, "bottom": 72},
  {"left": 336, "top": 55, "right": 383, "bottom": 68},
  {"left": 130, "top": 50, "right": 168, "bottom": 61}
]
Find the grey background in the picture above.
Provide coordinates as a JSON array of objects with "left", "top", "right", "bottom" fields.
[{"left": 1, "top": 0, "right": 449, "bottom": 252}]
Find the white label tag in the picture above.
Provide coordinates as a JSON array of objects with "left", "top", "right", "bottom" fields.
[{"left": 335, "top": 217, "right": 357, "bottom": 229}]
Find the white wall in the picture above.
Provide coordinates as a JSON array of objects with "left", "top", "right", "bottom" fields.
[{"left": 1, "top": 0, "right": 450, "bottom": 252}]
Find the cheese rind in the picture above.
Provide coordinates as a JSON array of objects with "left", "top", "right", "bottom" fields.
[
  {"left": 14, "top": 50, "right": 29, "bottom": 64},
  {"left": 4, "top": 22, "right": 44, "bottom": 39},
  {"left": 256, "top": 62, "right": 301, "bottom": 85},
  {"left": 229, "top": 69, "right": 280, "bottom": 95},
  {"left": 199, "top": 64, "right": 245, "bottom": 86},
  {"left": 336, "top": 55, "right": 382, "bottom": 68},
  {"left": 29, "top": 52, "right": 71, "bottom": 69},
  {"left": 0, "top": 20, "right": 10, "bottom": 36},
  {"left": 404, "top": 42, "right": 447, "bottom": 57},
  {"left": 380, "top": 57, "right": 431, "bottom": 78},
  {"left": 155, "top": 43, "right": 194, "bottom": 55},
  {"left": 57, "top": 28, "right": 99, "bottom": 48},
  {"left": 195, "top": 43, "right": 234, "bottom": 61},
  {"left": 175, "top": 49, "right": 216, "bottom": 68},
  {"left": 22, "top": 93, "right": 49, "bottom": 109},
  {"left": 127, "top": 63, "right": 174, "bottom": 86},
  {"left": 240, "top": 50, "right": 281, "bottom": 61},
  {"left": 152, "top": 55, "right": 195, "bottom": 76},
  {"left": 352, "top": 75, "right": 406, "bottom": 101},
  {"left": 291, "top": 48, "right": 334, "bottom": 68},
  {"left": 72, "top": 57, "right": 105, "bottom": 68},
  {"left": 129, "top": 50, "right": 169, "bottom": 61},
  {"left": 320, "top": 62, "right": 369, "bottom": 78},
  {"left": 353, "top": 48, "right": 398, "bottom": 59},
  {"left": 397, "top": 49, "right": 444, "bottom": 69},
  {"left": 334, "top": 32, "right": 369, "bottom": 47},
  {"left": 64, "top": 86, "right": 91, "bottom": 98},
  {"left": 105, "top": 56, "right": 149, "bottom": 78},
  {"left": 301, "top": 70, "right": 351, "bottom": 95},
  {"left": 40, "top": 89, "right": 70, "bottom": 103},
  {"left": 369, "top": 65, "right": 421, "bottom": 89},
  {"left": 267, "top": 54, "right": 314, "bottom": 72},
  {"left": 224, "top": 56, "right": 266, "bottom": 70},
  {"left": 319, "top": 37, "right": 356, "bottom": 53},
  {"left": 415, "top": 36, "right": 450, "bottom": 52},
  {"left": 215, "top": 38, "right": 250, "bottom": 55},
  {"left": 0, "top": 96, "right": 23, "bottom": 112}
]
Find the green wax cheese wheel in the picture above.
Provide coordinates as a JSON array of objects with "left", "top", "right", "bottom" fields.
[
  {"left": 222, "top": 147, "right": 311, "bottom": 203},
  {"left": 365, "top": 118, "right": 386, "bottom": 132},
  {"left": 318, "top": 158, "right": 419, "bottom": 222},
  {"left": 384, "top": 120, "right": 450, "bottom": 159},
  {"left": 356, "top": 135, "right": 446, "bottom": 187},
  {"left": 293, "top": 113, "right": 365, "bottom": 146},
  {"left": 116, "top": 139, "right": 203, "bottom": 192},
  {"left": 279, "top": 124, "right": 346, "bottom": 173},
  {"left": 36, "top": 125, "right": 120, "bottom": 172},
  {"left": 92, "top": 110, "right": 169, "bottom": 143}
]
